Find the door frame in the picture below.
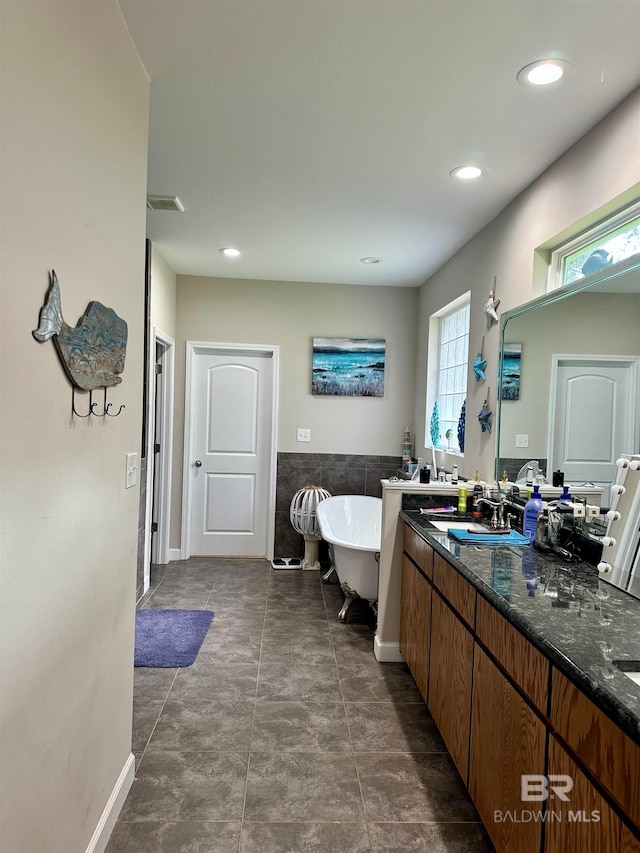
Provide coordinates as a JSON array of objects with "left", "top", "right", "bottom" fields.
[
  {"left": 181, "top": 341, "right": 279, "bottom": 561},
  {"left": 547, "top": 353, "right": 640, "bottom": 479},
  {"left": 151, "top": 329, "right": 175, "bottom": 567},
  {"left": 142, "top": 329, "right": 175, "bottom": 587}
]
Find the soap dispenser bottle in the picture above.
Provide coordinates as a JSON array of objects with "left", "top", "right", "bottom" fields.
[{"left": 523, "top": 485, "right": 543, "bottom": 543}]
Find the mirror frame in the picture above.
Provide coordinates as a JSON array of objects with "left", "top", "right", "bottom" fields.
[{"left": 494, "top": 254, "right": 640, "bottom": 483}]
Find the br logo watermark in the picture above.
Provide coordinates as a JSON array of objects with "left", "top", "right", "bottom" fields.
[
  {"left": 493, "top": 775, "right": 600, "bottom": 825},
  {"left": 521, "top": 774, "right": 573, "bottom": 801}
]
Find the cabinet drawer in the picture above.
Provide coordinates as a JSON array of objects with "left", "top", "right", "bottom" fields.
[
  {"left": 476, "top": 595, "right": 549, "bottom": 714},
  {"left": 432, "top": 552, "right": 476, "bottom": 627},
  {"left": 551, "top": 669, "right": 640, "bottom": 830},
  {"left": 403, "top": 523, "right": 433, "bottom": 579}
]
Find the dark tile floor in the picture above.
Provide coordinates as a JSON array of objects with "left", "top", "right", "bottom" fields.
[{"left": 106, "top": 559, "right": 493, "bottom": 853}]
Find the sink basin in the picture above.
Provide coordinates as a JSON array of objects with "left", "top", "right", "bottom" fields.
[
  {"left": 428, "top": 520, "right": 488, "bottom": 532},
  {"left": 613, "top": 660, "right": 640, "bottom": 687}
]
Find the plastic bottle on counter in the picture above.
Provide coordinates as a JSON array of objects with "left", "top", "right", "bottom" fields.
[
  {"left": 558, "top": 485, "right": 572, "bottom": 505},
  {"left": 523, "top": 485, "right": 543, "bottom": 543},
  {"left": 451, "top": 464, "right": 458, "bottom": 485},
  {"left": 536, "top": 509, "right": 548, "bottom": 545},
  {"left": 472, "top": 484, "right": 483, "bottom": 519},
  {"left": 401, "top": 427, "right": 412, "bottom": 470},
  {"left": 458, "top": 487, "right": 467, "bottom": 515}
]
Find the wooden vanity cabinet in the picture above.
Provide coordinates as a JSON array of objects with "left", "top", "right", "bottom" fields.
[
  {"left": 545, "top": 735, "right": 622, "bottom": 853},
  {"left": 399, "top": 520, "right": 640, "bottom": 852},
  {"left": 469, "top": 645, "right": 546, "bottom": 853},
  {"left": 623, "top": 825, "right": 640, "bottom": 852},
  {"left": 476, "top": 594, "right": 549, "bottom": 714},
  {"left": 399, "top": 554, "right": 431, "bottom": 700},
  {"left": 428, "top": 590, "right": 474, "bottom": 783},
  {"left": 550, "top": 669, "right": 640, "bottom": 831},
  {"left": 428, "top": 555, "right": 476, "bottom": 784}
]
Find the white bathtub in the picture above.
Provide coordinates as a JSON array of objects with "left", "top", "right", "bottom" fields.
[{"left": 316, "top": 495, "right": 382, "bottom": 618}]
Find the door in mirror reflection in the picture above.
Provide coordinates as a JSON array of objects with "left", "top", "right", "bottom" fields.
[{"left": 549, "top": 356, "right": 637, "bottom": 493}]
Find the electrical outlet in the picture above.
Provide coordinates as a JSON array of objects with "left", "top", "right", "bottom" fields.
[
  {"left": 125, "top": 452, "right": 138, "bottom": 489},
  {"left": 297, "top": 428, "right": 311, "bottom": 442},
  {"left": 515, "top": 434, "right": 529, "bottom": 448}
]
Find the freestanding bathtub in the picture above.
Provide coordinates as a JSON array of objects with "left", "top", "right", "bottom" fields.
[{"left": 316, "top": 494, "right": 382, "bottom": 621}]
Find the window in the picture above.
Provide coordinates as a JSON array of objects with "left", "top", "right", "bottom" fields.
[
  {"left": 549, "top": 202, "right": 640, "bottom": 290},
  {"left": 426, "top": 295, "right": 470, "bottom": 453}
]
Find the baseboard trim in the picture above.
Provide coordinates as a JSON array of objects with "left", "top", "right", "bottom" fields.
[
  {"left": 85, "top": 752, "right": 135, "bottom": 853},
  {"left": 374, "top": 634, "right": 405, "bottom": 662},
  {"left": 167, "top": 548, "right": 182, "bottom": 562}
]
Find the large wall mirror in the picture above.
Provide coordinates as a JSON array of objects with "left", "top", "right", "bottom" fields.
[{"left": 495, "top": 255, "right": 640, "bottom": 498}]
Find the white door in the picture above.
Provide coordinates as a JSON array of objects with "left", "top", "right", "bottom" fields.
[
  {"left": 186, "top": 345, "right": 276, "bottom": 557},
  {"left": 550, "top": 357, "right": 638, "bottom": 492}
]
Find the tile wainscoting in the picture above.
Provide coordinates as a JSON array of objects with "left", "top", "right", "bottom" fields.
[{"left": 274, "top": 453, "right": 400, "bottom": 559}]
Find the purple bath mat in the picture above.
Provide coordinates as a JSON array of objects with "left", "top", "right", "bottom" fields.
[{"left": 134, "top": 609, "right": 214, "bottom": 667}]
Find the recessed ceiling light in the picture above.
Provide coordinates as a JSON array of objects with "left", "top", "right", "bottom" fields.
[
  {"left": 219, "top": 247, "right": 241, "bottom": 257},
  {"left": 450, "top": 165, "right": 484, "bottom": 180},
  {"left": 517, "top": 58, "right": 573, "bottom": 87},
  {"left": 360, "top": 256, "right": 382, "bottom": 264}
]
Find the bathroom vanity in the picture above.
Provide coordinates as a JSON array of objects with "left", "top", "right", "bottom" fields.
[{"left": 399, "top": 510, "right": 640, "bottom": 853}]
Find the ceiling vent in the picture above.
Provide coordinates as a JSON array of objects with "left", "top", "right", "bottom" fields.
[{"left": 146, "top": 195, "right": 185, "bottom": 212}]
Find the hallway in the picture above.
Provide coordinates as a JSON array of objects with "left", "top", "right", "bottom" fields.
[{"left": 106, "top": 559, "right": 492, "bottom": 852}]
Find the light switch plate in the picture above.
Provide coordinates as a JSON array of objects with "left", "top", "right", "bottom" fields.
[
  {"left": 297, "top": 428, "right": 311, "bottom": 442},
  {"left": 516, "top": 434, "right": 529, "bottom": 448},
  {"left": 125, "top": 452, "right": 138, "bottom": 488}
]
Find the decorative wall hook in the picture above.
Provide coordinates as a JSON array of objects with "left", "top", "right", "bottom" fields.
[
  {"left": 71, "top": 387, "right": 125, "bottom": 418},
  {"left": 33, "top": 270, "right": 128, "bottom": 418},
  {"left": 71, "top": 388, "right": 99, "bottom": 418}
]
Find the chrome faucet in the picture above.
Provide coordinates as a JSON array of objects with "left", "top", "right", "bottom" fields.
[{"left": 477, "top": 496, "right": 507, "bottom": 529}]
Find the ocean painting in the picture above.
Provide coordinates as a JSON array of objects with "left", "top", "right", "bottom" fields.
[
  {"left": 500, "top": 343, "right": 522, "bottom": 401},
  {"left": 312, "top": 337, "right": 386, "bottom": 397}
]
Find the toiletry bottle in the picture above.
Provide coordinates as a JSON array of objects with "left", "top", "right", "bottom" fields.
[
  {"left": 536, "top": 509, "right": 548, "bottom": 545},
  {"left": 458, "top": 487, "right": 467, "bottom": 515},
  {"left": 558, "top": 485, "right": 572, "bottom": 505},
  {"left": 523, "top": 485, "right": 543, "bottom": 543},
  {"left": 472, "top": 484, "right": 483, "bottom": 519},
  {"left": 526, "top": 464, "right": 534, "bottom": 487},
  {"left": 401, "top": 427, "right": 412, "bottom": 471},
  {"left": 451, "top": 464, "right": 458, "bottom": 485},
  {"left": 438, "top": 468, "right": 446, "bottom": 483}
]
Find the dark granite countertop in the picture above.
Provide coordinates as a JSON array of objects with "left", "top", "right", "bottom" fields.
[{"left": 400, "top": 510, "right": 640, "bottom": 746}]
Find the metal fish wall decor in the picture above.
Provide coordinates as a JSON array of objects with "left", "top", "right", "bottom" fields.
[{"left": 33, "top": 270, "right": 127, "bottom": 391}]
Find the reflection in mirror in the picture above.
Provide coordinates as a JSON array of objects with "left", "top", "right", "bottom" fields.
[
  {"left": 496, "top": 256, "right": 640, "bottom": 493},
  {"left": 495, "top": 257, "right": 640, "bottom": 595}
]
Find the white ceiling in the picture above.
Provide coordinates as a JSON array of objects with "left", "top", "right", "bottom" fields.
[{"left": 118, "top": 0, "right": 640, "bottom": 287}]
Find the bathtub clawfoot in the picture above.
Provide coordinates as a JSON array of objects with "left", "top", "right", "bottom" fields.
[
  {"left": 321, "top": 564, "right": 337, "bottom": 583},
  {"left": 338, "top": 581, "right": 359, "bottom": 622}
]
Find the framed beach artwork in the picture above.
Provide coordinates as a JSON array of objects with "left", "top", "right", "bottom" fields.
[
  {"left": 311, "top": 337, "right": 386, "bottom": 397},
  {"left": 500, "top": 343, "right": 522, "bottom": 400}
]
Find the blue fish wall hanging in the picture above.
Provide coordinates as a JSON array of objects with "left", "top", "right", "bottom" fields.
[{"left": 33, "top": 270, "right": 128, "bottom": 391}]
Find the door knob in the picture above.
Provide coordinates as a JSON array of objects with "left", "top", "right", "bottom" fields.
[{"left": 195, "top": 459, "right": 202, "bottom": 467}]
